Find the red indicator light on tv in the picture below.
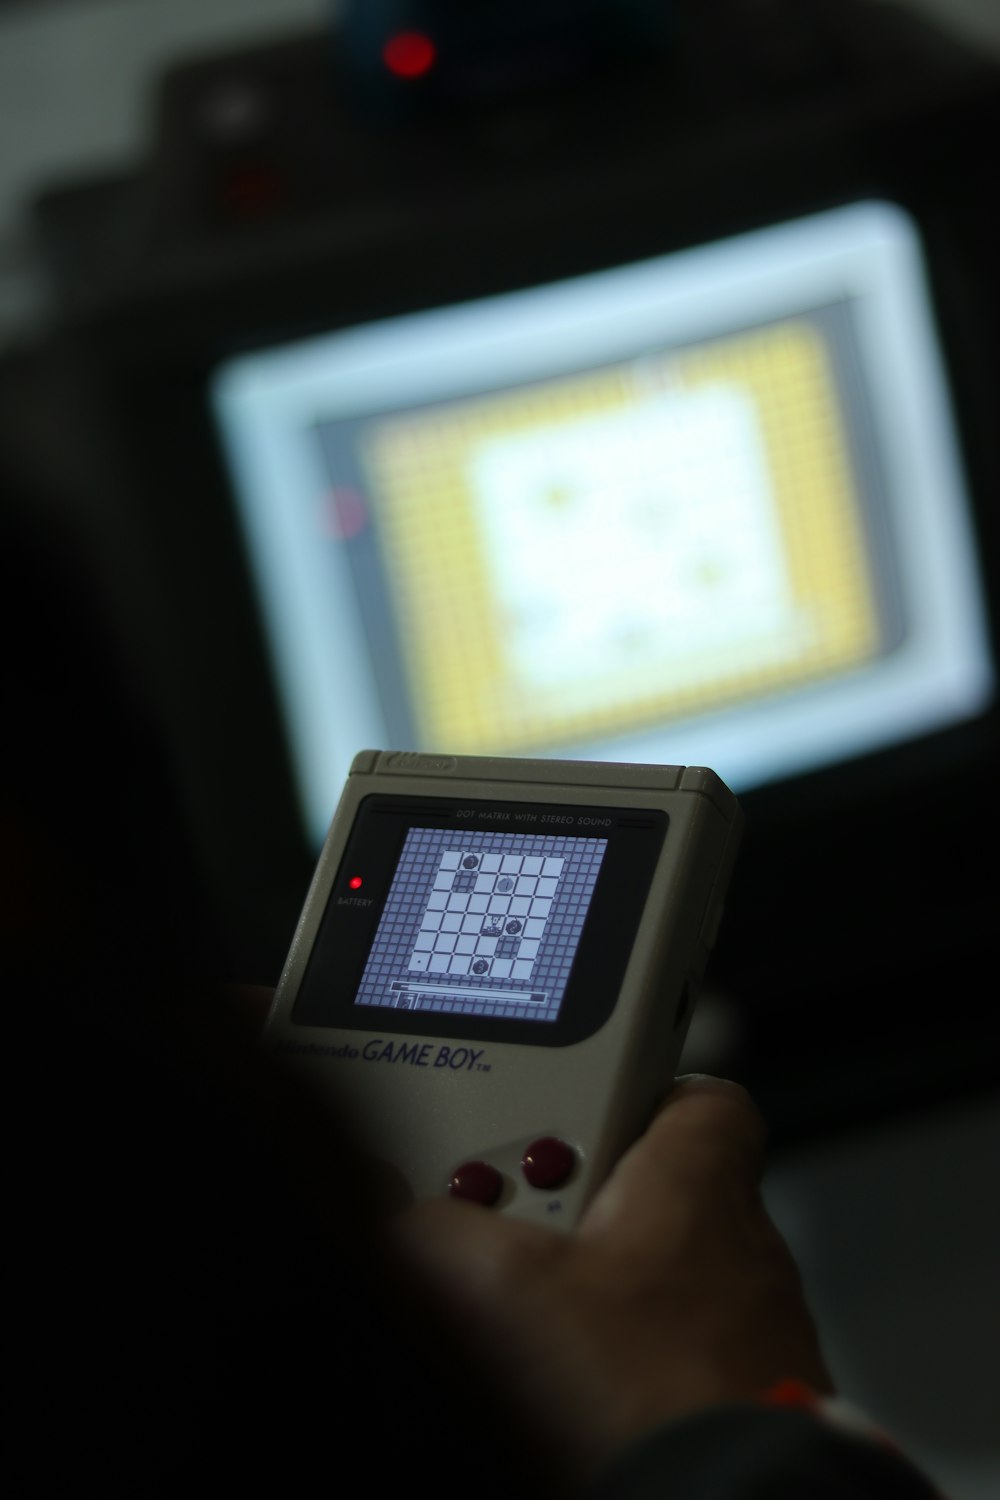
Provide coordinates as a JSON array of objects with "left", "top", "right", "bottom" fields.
[
  {"left": 348, "top": 876, "right": 364, "bottom": 890},
  {"left": 382, "top": 31, "right": 436, "bottom": 79}
]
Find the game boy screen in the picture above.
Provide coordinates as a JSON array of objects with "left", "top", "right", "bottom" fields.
[{"left": 352, "top": 827, "right": 609, "bottom": 1023}]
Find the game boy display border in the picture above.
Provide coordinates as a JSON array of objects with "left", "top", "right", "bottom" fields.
[{"left": 291, "top": 794, "right": 668, "bottom": 1046}]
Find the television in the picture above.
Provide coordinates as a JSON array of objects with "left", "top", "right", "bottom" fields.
[
  {"left": 210, "top": 199, "right": 992, "bottom": 851},
  {"left": 30, "top": 2, "right": 1000, "bottom": 1140}
]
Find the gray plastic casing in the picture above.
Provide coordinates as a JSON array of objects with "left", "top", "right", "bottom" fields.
[{"left": 264, "top": 750, "right": 743, "bottom": 1228}]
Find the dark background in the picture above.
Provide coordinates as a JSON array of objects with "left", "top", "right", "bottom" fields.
[{"left": 2, "top": 5, "right": 998, "bottom": 1494}]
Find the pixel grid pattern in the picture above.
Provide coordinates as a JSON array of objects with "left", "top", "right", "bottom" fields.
[{"left": 353, "top": 827, "right": 608, "bottom": 1022}]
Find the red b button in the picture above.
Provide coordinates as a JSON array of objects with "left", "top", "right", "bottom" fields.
[
  {"left": 448, "top": 1160, "right": 503, "bottom": 1207},
  {"left": 521, "top": 1137, "right": 576, "bottom": 1190}
]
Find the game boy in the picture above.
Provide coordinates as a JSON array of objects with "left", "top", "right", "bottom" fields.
[{"left": 263, "top": 750, "right": 742, "bottom": 1227}]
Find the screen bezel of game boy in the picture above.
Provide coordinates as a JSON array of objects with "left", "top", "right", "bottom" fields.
[{"left": 290, "top": 795, "right": 669, "bottom": 1045}]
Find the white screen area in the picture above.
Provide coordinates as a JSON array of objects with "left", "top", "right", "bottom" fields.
[
  {"left": 352, "top": 829, "right": 607, "bottom": 1024},
  {"left": 211, "top": 201, "right": 994, "bottom": 847}
]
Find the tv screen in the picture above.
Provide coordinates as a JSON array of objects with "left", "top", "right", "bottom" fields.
[{"left": 211, "top": 200, "right": 994, "bottom": 849}]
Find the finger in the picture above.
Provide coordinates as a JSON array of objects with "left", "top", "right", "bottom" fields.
[
  {"left": 659, "top": 1074, "right": 770, "bottom": 1169},
  {"left": 391, "top": 1196, "right": 558, "bottom": 1309},
  {"left": 580, "top": 1075, "right": 768, "bottom": 1242}
]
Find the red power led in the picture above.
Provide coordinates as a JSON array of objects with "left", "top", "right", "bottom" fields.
[
  {"left": 382, "top": 31, "right": 436, "bottom": 79},
  {"left": 348, "top": 875, "right": 364, "bottom": 890}
]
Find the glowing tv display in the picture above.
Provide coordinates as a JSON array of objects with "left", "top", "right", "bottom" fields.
[{"left": 211, "top": 199, "right": 994, "bottom": 847}]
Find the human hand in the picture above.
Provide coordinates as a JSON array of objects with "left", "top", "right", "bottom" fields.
[{"left": 392, "top": 1075, "right": 834, "bottom": 1483}]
